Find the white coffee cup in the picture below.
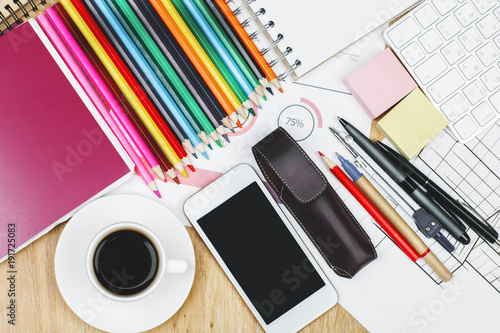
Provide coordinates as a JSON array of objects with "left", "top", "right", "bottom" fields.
[{"left": 86, "top": 222, "right": 188, "bottom": 302}]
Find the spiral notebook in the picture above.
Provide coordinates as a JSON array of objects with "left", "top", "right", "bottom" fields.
[
  {"left": 240, "top": 0, "right": 422, "bottom": 80},
  {"left": 0, "top": 19, "right": 134, "bottom": 261}
]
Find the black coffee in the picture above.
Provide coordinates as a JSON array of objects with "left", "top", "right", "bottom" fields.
[{"left": 93, "top": 229, "right": 158, "bottom": 296}]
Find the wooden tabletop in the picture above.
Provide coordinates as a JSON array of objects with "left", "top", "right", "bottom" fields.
[{"left": 0, "top": 221, "right": 368, "bottom": 332}]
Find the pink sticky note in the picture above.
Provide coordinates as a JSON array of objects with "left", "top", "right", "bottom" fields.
[{"left": 343, "top": 48, "right": 417, "bottom": 119}]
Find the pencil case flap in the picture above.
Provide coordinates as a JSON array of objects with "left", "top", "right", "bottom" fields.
[{"left": 252, "top": 127, "right": 377, "bottom": 278}]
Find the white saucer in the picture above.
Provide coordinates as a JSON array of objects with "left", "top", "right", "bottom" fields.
[{"left": 55, "top": 194, "right": 195, "bottom": 333}]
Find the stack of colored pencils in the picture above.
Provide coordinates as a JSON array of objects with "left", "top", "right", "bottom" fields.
[{"left": 33, "top": 0, "right": 283, "bottom": 196}]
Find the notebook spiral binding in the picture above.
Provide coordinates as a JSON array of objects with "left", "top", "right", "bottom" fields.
[
  {"left": 0, "top": 0, "right": 46, "bottom": 35},
  {"left": 233, "top": 1, "right": 301, "bottom": 81}
]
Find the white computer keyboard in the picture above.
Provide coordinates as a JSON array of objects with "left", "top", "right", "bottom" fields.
[{"left": 384, "top": 0, "right": 500, "bottom": 143}]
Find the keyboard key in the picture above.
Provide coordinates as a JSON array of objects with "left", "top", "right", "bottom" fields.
[
  {"left": 489, "top": 89, "right": 500, "bottom": 112},
  {"left": 453, "top": 114, "right": 478, "bottom": 140},
  {"left": 419, "top": 29, "right": 443, "bottom": 53},
  {"left": 414, "top": 54, "right": 448, "bottom": 84},
  {"left": 481, "top": 67, "right": 500, "bottom": 91},
  {"left": 495, "top": 7, "right": 500, "bottom": 21},
  {"left": 402, "top": 42, "right": 426, "bottom": 66},
  {"left": 458, "top": 55, "right": 483, "bottom": 79},
  {"left": 471, "top": 102, "right": 496, "bottom": 126},
  {"left": 415, "top": 4, "right": 439, "bottom": 28},
  {"left": 437, "top": 16, "right": 461, "bottom": 40},
  {"left": 387, "top": 17, "right": 421, "bottom": 48},
  {"left": 432, "top": 0, "right": 457, "bottom": 15},
  {"left": 471, "top": 0, "right": 495, "bottom": 15},
  {"left": 428, "top": 69, "right": 465, "bottom": 103},
  {"left": 441, "top": 40, "right": 466, "bottom": 64},
  {"left": 494, "top": 34, "right": 500, "bottom": 49},
  {"left": 458, "top": 27, "right": 483, "bottom": 51},
  {"left": 476, "top": 14, "right": 499, "bottom": 38},
  {"left": 463, "top": 80, "right": 487, "bottom": 104},
  {"left": 476, "top": 43, "right": 499, "bottom": 66},
  {"left": 454, "top": 3, "right": 480, "bottom": 27},
  {"left": 441, "top": 94, "right": 470, "bottom": 120}
]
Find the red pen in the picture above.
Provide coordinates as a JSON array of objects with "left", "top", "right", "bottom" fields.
[{"left": 319, "top": 151, "right": 419, "bottom": 262}]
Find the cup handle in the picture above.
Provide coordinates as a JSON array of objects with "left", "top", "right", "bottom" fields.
[{"left": 165, "top": 259, "right": 188, "bottom": 273}]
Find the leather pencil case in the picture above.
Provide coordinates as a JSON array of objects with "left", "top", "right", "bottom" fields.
[{"left": 252, "top": 127, "right": 377, "bottom": 278}]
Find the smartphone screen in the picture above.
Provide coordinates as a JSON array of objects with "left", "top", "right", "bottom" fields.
[{"left": 197, "top": 181, "right": 325, "bottom": 324}]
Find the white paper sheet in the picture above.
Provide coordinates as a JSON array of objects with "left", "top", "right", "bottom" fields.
[{"left": 111, "top": 25, "right": 500, "bottom": 333}]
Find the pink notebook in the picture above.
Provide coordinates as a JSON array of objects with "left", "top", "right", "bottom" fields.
[{"left": 0, "top": 20, "right": 133, "bottom": 261}]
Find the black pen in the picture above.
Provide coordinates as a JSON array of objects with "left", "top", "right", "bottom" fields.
[
  {"left": 376, "top": 140, "right": 498, "bottom": 244},
  {"left": 338, "top": 117, "right": 470, "bottom": 245}
]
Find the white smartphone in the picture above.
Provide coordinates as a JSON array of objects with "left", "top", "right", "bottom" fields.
[{"left": 183, "top": 164, "right": 338, "bottom": 332}]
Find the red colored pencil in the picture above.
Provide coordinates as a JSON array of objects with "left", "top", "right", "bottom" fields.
[{"left": 319, "top": 151, "right": 419, "bottom": 262}]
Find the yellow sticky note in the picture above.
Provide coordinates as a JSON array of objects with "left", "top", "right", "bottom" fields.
[{"left": 377, "top": 89, "right": 448, "bottom": 160}]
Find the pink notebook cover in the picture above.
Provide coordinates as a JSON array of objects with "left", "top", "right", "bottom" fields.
[{"left": 0, "top": 20, "right": 132, "bottom": 259}]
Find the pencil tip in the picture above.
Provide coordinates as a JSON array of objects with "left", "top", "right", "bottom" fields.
[
  {"left": 237, "top": 120, "right": 242, "bottom": 128},
  {"left": 202, "top": 151, "right": 209, "bottom": 160},
  {"left": 222, "top": 134, "right": 230, "bottom": 142},
  {"left": 173, "top": 177, "right": 180, "bottom": 185},
  {"left": 154, "top": 190, "right": 161, "bottom": 198},
  {"left": 208, "top": 143, "right": 213, "bottom": 150},
  {"left": 335, "top": 152, "right": 340, "bottom": 157},
  {"left": 181, "top": 170, "right": 188, "bottom": 177},
  {"left": 279, "top": 88, "right": 284, "bottom": 93},
  {"left": 188, "top": 165, "right": 195, "bottom": 172},
  {"left": 266, "top": 87, "right": 274, "bottom": 95},
  {"left": 216, "top": 140, "right": 222, "bottom": 147},
  {"left": 263, "top": 95, "right": 267, "bottom": 101},
  {"left": 230, "top": 128, "right": 235, "bottom": 133},
  {"left": 192, "top": 153, "right": 198, "bottom": 159},
  {"left": 248, "top": 108, "right": 256, "bottom": 116},
  {"left": 318, "top": 151, "right": 324, "bottom": 157}
]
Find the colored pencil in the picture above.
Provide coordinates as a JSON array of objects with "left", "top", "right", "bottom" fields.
[
  {"left": 213, "top": 0, "right": 282, "bottom": 92},
  {"left": 129, "top": 0, "right": 231, "bottom": 139},
  {"left": 202, "top": 0, "right": 271, "bottom": 95},
  {"left": 37, "top": 13, "right": 161, "bottom": 198},
  {"left": 53, "top": 3, "right": 180, "bottom": 183},
  {"left": 73, "top": 0, "right": 196, "bottom": 162},
  {"left": 195, "top": 0, "right": 265, "bottom": 97},
  {"left": 45, "top": 6, "right": 166, "bottom": 182},
  {"left": 148, "top": 0, "right": 241, "bottom": 127},
  {"left": 161, "top": 0, "right": 247, "bottom": 118},
  {"left": 64, "top": 0, "right": 192, "bottom": 174},
  {"left": 111, "top": 0, "right": 221, "bottom": 147},
  {"left": 92, "top": 0, "right": 207, "bottom": 160},
  {"left": 319, "top": 151, "right": 419, "bottom": 262},
  {"left": 181, "top": 0, "right": 261, "bottom": 104}
]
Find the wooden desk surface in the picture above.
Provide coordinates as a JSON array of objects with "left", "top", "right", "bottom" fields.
[{"left": 0, "top": 221, "right": 368, "bottom": 332}]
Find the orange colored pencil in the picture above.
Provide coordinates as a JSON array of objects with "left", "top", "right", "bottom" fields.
[
  {"left": 213, "top": 0, "right": 282, "bottom": 92},
  {"left": 149, "top": 0, "right": 241, "bottom": 127}
]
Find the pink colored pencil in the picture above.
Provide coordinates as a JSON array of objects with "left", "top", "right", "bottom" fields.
[
  {"left": 37, "top": 13, "right": 161, "bottom": 198},
  {"left": 45, "top": 6, "right": 165, "bottom": 181}
]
